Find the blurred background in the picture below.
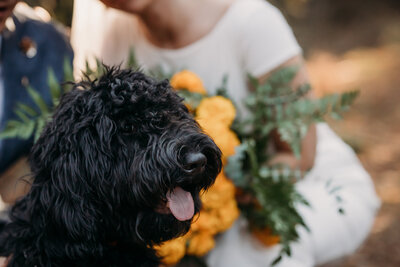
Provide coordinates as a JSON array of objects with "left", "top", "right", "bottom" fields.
[{"left": 21, "top": 0, "right": 400, "bottom": 266}]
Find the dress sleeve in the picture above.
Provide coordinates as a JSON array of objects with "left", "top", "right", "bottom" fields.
[{"left": 238, "top": 1, "right": 302, "bottom": 77}]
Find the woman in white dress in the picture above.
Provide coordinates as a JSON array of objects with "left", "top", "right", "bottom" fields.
[{"left": 71, "top": 0, "right": 380, "bottom": 266}]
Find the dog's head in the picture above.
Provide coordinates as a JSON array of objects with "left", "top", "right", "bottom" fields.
[{"left": 29, "top": 67, "right": 221, "bottom": 247}]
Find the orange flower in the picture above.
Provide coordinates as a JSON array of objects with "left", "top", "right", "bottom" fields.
[
  {"left": 201, "top": 172, "right": 236, "bottom": 210},
  {"left": 170, "top": 70, "right": 207, "bottom": 95},
  {"left": 186, "top": 232, "right": 215, "bottom": 257},
  {"left": 252, "top": 228, "right": 281, "bottom": 247},
  {"left": 196, "top": 119, "right": 240, "bottom": 163},
  {"left": 154, "top": 236, "right": 187, "bottom": 265},
  {"left": 196, "top": 117, "right": 225, "bottom": 137},
  {"left": 191, "top": 211, "right": 220, "bottom": 235},
  {"left": 214, "top": 199, "right": 240, "bottom": 232},
  {"left": 196, "top": 96, "right": 236, "bottom": 126},
  {"left": 159, "top": 72, "right": 242, "bottom": 261},
  {"left": 213, "top": 128, "right": 240, "bottom": 163}
]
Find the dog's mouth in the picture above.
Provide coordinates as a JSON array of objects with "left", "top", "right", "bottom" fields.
[{"left": 156, "top": 187, "right": 194, "bottom": 221}]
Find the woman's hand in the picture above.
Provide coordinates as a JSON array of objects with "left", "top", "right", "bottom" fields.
[{"left": 269, "top": 124, "right": 317, "bottom": 172}]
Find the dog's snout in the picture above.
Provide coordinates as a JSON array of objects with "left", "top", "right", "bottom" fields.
[{"left": 184, "top": 152, "right": 207, "bottom": 174}]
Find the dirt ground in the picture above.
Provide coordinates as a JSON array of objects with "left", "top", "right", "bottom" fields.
[
  {"left": 291, "top": 1, "right": 400, "bottom": 266},
  {"left": 308, "top": 44, "right": 400, "bottom": 267}
]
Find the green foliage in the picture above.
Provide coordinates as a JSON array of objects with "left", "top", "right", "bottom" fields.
[
  {"left": 0, "top": 49, "right": 358, "bottom": 266},
  {"left": 127, "top": 48, "right": 139, "bottom": 69},
  {"left": 0, "top": 49, "right": 167, "bottom": 143},
  {"left": 126, "top": 48, "right": 172, "bottom": 80},
  {"left": 225, "top": 65, "right": 358, "bottom": 264},
  {"left": 215, "top": 75, "right": 229, "bottom": 98},
  {"left": 63, "top": 57, "right": 74, "bottom": 86},
  {"left": 224, "top": 143, "right": 249, "bottom": 187},
  {"left": 48, "top": 68, "right": 61, "bottom": 106},
  {"left": 0, "top": 66, "right": 70, "bottom": 142},
  {"left": 85, "top": 57, "right": 106, "bottom": 81},
  {"left": 174, "top": 65, "right": 357, "bottom": 264},
  {"left": 176, "top": 90, "right": 205, "bottom": 110}
]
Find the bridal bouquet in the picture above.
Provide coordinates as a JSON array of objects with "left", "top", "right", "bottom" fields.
[
  {"left": 156, "top": 68, "right": 358, "bottom": 265},
  {"left": 154, "top": 71, "right": 241, "bottom": 264},
  {"left": 0, "top": 53, "right": 358, "bottom": 266}
]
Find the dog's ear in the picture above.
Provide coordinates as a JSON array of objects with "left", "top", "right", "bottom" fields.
[{"left": 26, "top": 89, "right": 118, "bottom": 246}]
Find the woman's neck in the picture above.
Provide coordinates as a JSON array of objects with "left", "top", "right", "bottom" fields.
[{"left": 137, "top": 0, "right": 234, "bottom": 49}]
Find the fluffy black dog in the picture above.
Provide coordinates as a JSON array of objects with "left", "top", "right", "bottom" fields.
[{"left": 0, "top": 68, "right": 222, "bottom": 266}]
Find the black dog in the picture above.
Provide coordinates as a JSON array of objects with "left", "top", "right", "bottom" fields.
[{"left": 0, "top": 68, "right": 222, "bottom": 266}]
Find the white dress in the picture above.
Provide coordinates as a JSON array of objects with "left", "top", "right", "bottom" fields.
[{"left": 71, "top": 0, "right": 380, "bottom": 266}]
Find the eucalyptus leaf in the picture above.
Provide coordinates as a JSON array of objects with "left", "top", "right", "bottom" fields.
[
  {"left": 225, "top": 143, "right": 248, "bottom": 187},
  {"left": 247, "top": 74, "right": 259, "bottom": 89}
]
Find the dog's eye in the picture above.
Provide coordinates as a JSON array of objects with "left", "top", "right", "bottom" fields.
[{"left": 121, "top": 123, "right": 135, "bottom": 134}]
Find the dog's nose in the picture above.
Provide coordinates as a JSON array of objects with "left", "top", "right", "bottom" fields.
[{"left": 184, "top": 152, "right": 207, "bottom": 174}]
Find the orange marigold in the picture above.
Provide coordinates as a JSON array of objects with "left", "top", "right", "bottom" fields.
[
  {"left": 196, "top": 119, "right": 240, "bottom": 163},
  {"left": 186, "top": 232, "right": 215, "bottom": 257},
  {"left": 191, "top": 211, "right": 220, "bottom": 235},
  {"left": 214, "top": 199, "right": 240, "bottom": 232},
  {"left": 213, "top": 128, "right": 240, "bottom": 163},
  {"left": 196, "top": 117, "right": 225, "bottom": 137},
  {"left": 196, "top": 96, "right": 236, "bottom": 126},
  {"left": 170, "top": 70, "right": 207, "bottom": 95},
  {"left": 252, "top": 228, "right": 281, "bottom": 247},
  {"left": 154, "top": 236, "right": 187, "bottom": 265},
  {"left": 201, "top": 172, "right": 236, "bottom": 210}
]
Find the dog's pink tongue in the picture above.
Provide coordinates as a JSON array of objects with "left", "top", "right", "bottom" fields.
[{"left": 167, "top": 187, "right": 194, "bottom": 221}]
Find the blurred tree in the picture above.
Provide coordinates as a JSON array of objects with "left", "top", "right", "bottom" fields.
[
  {"left": 272, "top": 0, "right": 400, "bottom": 19},
  {"left": 25, "top": 0, "right": 73, "bottom": 26},
  {"left": 270, "top": 0, "right": 310, "bottom": 18}
]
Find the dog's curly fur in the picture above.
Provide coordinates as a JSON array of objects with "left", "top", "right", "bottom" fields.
[{"left": 0, "top": 68, "right": 222, "bottom": 266}]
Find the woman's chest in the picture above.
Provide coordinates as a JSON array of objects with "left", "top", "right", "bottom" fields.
[{"left": 135, "top": 40, "right": 248, "bottom": 100}]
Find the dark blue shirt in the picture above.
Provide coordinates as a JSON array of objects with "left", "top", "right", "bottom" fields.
[{"left": 0, "top": 13, "right": 73, "bottom": 174}]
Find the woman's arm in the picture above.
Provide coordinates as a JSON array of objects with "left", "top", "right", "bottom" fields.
[
  {"left": 0, "top": 257, "right": 9, "bottom": 267},
  {"left": 257, "top": 55, "right": 317, "bottom": 172}
]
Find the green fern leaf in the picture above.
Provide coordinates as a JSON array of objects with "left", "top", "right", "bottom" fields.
[
  {"left": 127, "top": 48, "right": 139, "bottom": 69},
  {"left": 0, "top": 120, "right": 22, "bottom": 139},
  {"left": 14, "top": 109, "right": 31, "bottom": 123},
  {"left": 16, "top": 102, "right": 38, "bottom": 117},
  {"left": 268, "top": 65, "right": 299, "bottom": 87},
  {"left": 63, "top": 56, "right": 74, "bottom": 82},
  {"left": 17, "top": 120, "right": 35, "bottom": 140},
  {"left": 47, "top": 67, "right": 62, "bottom": 106},
  {"left": 26, "top": 85, "right": 49, "bottom": 115},
  {"left": 34, "top": 117, "right": 47, "bottom": 141}
]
